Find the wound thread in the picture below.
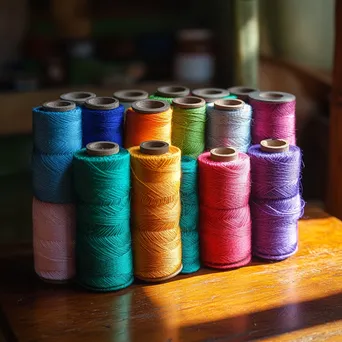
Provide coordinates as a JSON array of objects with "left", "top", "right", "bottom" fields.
[
  {"left": 206, "top": 102, "right": 252, "bottom": 152},
  {"left": 33, "top": 197, "right": 76, "bottom": 282},
  {"left": 124, "top": 107, "right": 172, "bottom": 148},
  {"left": 82, "top": 104, "right": 125, "bottom": 147},
  {"left": 129, "top": 145, "right": 182, "bottom": 281},
  {"left": 198, "top": 151, "right": 252, "bottom": 269},
  {"left": 248, "top": 142, "right": 304, "bottom": 260},
  {"left": 180, "top": 156, "right": 200, "bottom": 273},
  {"left": 171, "top": 101, "right": 206, "bottom": 158},
  {"left": 73, "top": 147, "right": 133, "bottom": 291}
]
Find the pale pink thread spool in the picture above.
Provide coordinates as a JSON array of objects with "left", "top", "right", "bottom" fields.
[
  {"left": 32, "top": 197, "right": 76, "bottom": 282},
  {"left": 249, "top": 91, "right": 296, "bottom": 145}
]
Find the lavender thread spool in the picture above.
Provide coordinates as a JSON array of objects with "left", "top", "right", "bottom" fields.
[
  {"left": 248, "top": 139, "right": 304, "bottom": 261},
  {"left": 206, "top": 99, "right": 252, "bottom": 152},
  {"left": 249, "top": 91, "right": 296, "bottom": 145}
]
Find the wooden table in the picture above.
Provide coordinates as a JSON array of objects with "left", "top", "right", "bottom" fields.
[{"left": 1, "top": 205, "right": 342, "bottom": 342}]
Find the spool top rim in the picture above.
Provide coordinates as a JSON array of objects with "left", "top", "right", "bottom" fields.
[
  {"left": 113, "top": 89, "right": 148, "bottom": 102},
  {"left": 172, "top": 96, "right": 206, "bottom": 109},
  {"left": 42, "top": 100, "right": 76, "bottom": 112},
  {"left": 156, "top": 85, "right": 190, "bottom": 98},
  {"left": 210, "top": 147, "right": 238, "bottom": 162},
  {"left": 192, "top": 88, "right": 230, "bottom": 102},
  {"left": 132, "top": 99, "right": 170, "bottom": 114},
  {"left": 86, "top": 141, "right": 120, "bottom": 156},
  {"left": 214, "top": 99, "right": 245, "bottom": 110},
  {"left": 228, "top": 86, "right": 259, "bottom": 95},
  {"left": 260, "top": 139, "right": 289, "bottom": 153},
  {"left": 249, "top": 91, "right": 295, "bottom": 103},
  {"left": 60, "top": 91, "right": 96, "bottom": 104},
  {"left": 140, "top": 140, "right": 169, "bottom": 155},
  {"left": 85, "top": 97, "right": 119, "bottom": 110}
]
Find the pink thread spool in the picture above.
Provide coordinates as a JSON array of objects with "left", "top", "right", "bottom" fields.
[
  {"left": 33, "top": 197, "right": 76, "bottom": 283},
  {"left": 249, "top": 91, "right": 296, "bottom": 145}
]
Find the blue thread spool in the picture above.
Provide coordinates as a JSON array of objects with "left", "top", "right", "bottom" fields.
[
  {"left": 32, "top": 100, "right": 82, "bottom": 203},
  {"left": 206, "top": 99, "right": 252, "bottom": 152},
  {"left": 82, "top": 97, "right": 125, "bottom": 147}
]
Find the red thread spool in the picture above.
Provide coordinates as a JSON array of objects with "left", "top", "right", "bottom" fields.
[{"left": 198, "top": 147, "right": 252, "bottom": 269}]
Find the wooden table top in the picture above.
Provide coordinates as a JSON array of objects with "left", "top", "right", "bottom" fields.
[{"left": 1, "top": 205, "right": 342, "bottom": 342}]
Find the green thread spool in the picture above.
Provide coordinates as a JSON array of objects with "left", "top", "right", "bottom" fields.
[
  {"left": 149, "top": 85, "right": 190, "bottom": 104},
  {"left": 171, "top": 96, "right": 206, "bottom": 158},
  {"left": 73, "top": 141, "right": 133, "bottom": 292},
  {"left": 180, "top": 156, "right": 200, "bottom": 274}
]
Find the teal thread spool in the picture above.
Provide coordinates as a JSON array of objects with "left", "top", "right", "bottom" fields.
[
  {"left": 180, "top": 156, "right": 200, "bottom": 273},
  {"left": 113, "top": 89, "right": 149, "bottom": 111},
  {"left": 73, "top": 141, "right": 133, "bottom": 292},
  {"left": 149, "top": 85, "right": 190, "bottom": 104},
  {"left": 172, "top": 96, "right": 206, "bottom": 158}
]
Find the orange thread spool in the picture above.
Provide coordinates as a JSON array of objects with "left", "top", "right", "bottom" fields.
[
  {"left": 129, "top": 141, "right": 182, "bottom": 281},
  {"left": 124, "top": 99, "right": 172, "bottom": 148}
]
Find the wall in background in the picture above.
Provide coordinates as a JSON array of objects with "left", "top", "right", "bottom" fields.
[{"left": 260, "top": 0, "right": 335, "bottom": 71}]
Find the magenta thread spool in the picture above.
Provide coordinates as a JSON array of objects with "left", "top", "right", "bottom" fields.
[
  {"left": 248, "top": 139, "right": 304, "bottom": 261},
  {"left": 249, "top": 91, "right": 296, "bottom": 145}
]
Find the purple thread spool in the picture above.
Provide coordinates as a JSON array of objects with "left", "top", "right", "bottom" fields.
[{"left": 249, "top": 139, "right": 304, "bottom": 261}]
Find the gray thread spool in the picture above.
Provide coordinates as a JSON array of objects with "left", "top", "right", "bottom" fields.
[
  {"left": 113, "top": 89, "right": 149, "bottom": 111},
  {"left": 206, "top": 99, "right": 252, "bottom": 152}
]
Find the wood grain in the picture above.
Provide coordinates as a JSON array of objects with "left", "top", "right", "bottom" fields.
[{"left": 1, "top": 205, "right": 342, "bottom": 342}]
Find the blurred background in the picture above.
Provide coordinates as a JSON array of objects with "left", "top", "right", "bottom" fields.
[{"left": 0, "top": 0, "right": 335, "bottom": 246}]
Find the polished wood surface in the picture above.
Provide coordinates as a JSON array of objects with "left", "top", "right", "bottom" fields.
[{"left": 1, "top": 205, "right": 342, "bottom": 342}]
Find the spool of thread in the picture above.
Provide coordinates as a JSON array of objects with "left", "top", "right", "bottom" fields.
[
  {"left": 171, "top": 96, "right": 206, "bottom": 158},
  {"left": 180, "top": 156, "right": 200, "bottom": 273},
  {"left": 60, "top": 91, "right": 96, "bottom": 105},
  {"left": 228, "top": 86, "right": 259, "bottom": 103},
  {"left": 248, "top": 139, "right": 304, "bottom": 260},
  {"left": 124, "top": 99, "right": 172, "bottom": 148},
  {"left": 82, "top": 97, "right": 125, "bottom": 147},
  {"left": 33, "top": 197, "right": 76, "bottom": 282},
  {"left": 129, "top": 141, "right": 182, "bottom": 281},
  {"left": 249, "top": 91, "right": 296, "bottom": 145},
  {"left": 149, "top": 85, "right": 190, "bottom": 104},
  {"left": 32, "top": 100, "right": 82, "bottom": 203},
  {"left": 73, "top": 141, "right": 133, "bottom": 291},
  {"left": 113, "top": 89, "right": 149, "bottom": 110},
  {"left": 206, "top": 99, "right": 252, "bottom": 152},
  {"left": 192, "top": 88, "right": 237, "bottom": 104},
  {"left": 198, "top": 147, "right": 252, "bottom": 269}
]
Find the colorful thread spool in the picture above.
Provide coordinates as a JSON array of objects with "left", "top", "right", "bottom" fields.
[
  {"left": 73, "top": 142, "right": 133, "bottom": 291},
  {"left": 149, "top": 85, "right": 190, "bottom": 104},
  {"left": 82, "top": 97, "right": 125, "bottom": 147},
  {"left": 249, "top": 91, "right": 296, "bottom": 145},
  {"left": 113, "top": 89, "right": 149, "bottom": 111},
  {"left": 192, "top": 88, "right": 237, "bottom": 104},
  {"left": 206, "top": 99, "right": 252, "bottom": 152},
  {"left": 124, "top": 99, "right": 172, "bottom": 148},
  {"left": 129, "top": 141, "right": 182, "bottom": 281},
  {"left": 248, "top": 139, "right": 304, "bottom": 260},
  {"left": 198, "top": 147, "right": 252, "bottom": 269},
  {"left": 33, "top": 197, "right": 76, "bottom": 282},
  {"left": 32, "top": 100, "right": 82, "bottom": 203},
  {"left": 180, "top": 156, "right": 200, "bottom": 273},
  {"left": 60, "top": 91, "right": 96, "bottom": 105},
  {"left": 228, "top": 86, "right": 259, "bottom": 103},
  {"left": 171, "top": 96, "right": 206, "bottom": 158}
]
